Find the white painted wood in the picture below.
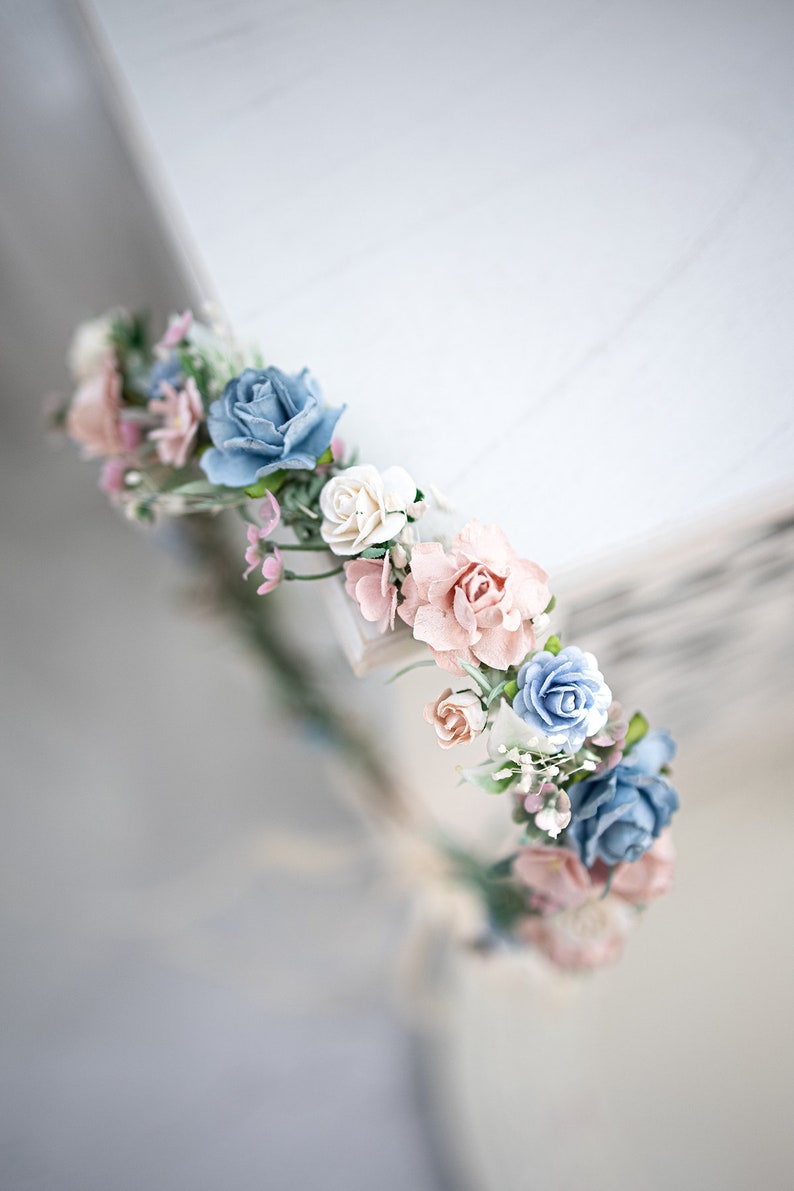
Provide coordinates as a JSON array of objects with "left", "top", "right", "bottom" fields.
[{"left": 83, "top": 0, "right": 794, "bottom": 577}]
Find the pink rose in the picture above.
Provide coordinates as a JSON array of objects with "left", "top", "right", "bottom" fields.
[
  {"left": 423, "top": 688, "right": 487, "bottom": 749},
  {"left": 611, "top": 829, "right": 676, "bottom": 905},
  {"left": 344, "top": 554, "right": 398, "bottom": 633},
  {"left": 513, "top": 845, "right": 606, "bottom": 913},
  {"left": 398, "top": 520, "right": 550, "bottom": 673},
  {"left": 518, "top": 894, "right": 634, "bottom": 970},
  {"left": 148, "top": 376, "right": 204, "bottom": 468},
  {"left": 66, "top": 361, "right": 124, "bottom": 458}
]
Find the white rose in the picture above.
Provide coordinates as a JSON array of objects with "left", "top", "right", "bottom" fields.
[
  {"left": 68, "top": 312, "right": 123, "bottom": 383},
  {"left": 320, "top": 464, "right": 418, "bottom": 555}
]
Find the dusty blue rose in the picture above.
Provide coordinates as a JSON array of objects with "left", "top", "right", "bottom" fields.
[
  {"left": 513, "top": 645, "right": 612, "bottom": 751},
  {"left": 567, "top": 730, "right": 679, "bottom": 868},
  {"left": 148, "top": 352, "right": 183, "bottom": 398},
  {"left": 200, "top": 366, "right": 344, "bottom": 488}
]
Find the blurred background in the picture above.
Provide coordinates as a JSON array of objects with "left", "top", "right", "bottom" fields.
[{"left": 1, "top": 2, "right": 792, "bottom": 1189}]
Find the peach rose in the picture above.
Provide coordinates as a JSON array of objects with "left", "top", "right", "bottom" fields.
[
  {"left": 66, "top": 361, "right": 124, "bottom": 458},
  {"left": 611, "top": 829, "right": 676, "bottom": 905},
  {"left": 423, "top": 688, "right": 487, "bottom": 748},
  {"left": 398, "top": 520, "right": 550, "bottom": 673}
]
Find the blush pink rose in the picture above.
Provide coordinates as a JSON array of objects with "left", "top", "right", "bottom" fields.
[
  {"left": 611, "top": 829, "right": 676, "bottom": 905},
  {"left": 344, "top": 554, "right": 398, "bottom": 632},
  {"left": 518, "top": 894, "right": 634, "bottom": 970},
  {"left": 398, "top": 520, "right": 550, "bottom": 673},
  {"left": 423, "top": 688, "right": 487, "bottom": 748},
  {"left": 513, "top": 845, "right": 606, "bottom": 913},
  {"left": 66, "top": 361, "right": 124, "bottom": 458}
]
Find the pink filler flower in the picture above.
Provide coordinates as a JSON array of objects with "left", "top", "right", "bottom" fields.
[
  {"left": 344, "top": 554, "right": 398, "bottom": 632},
  {"left": 148, "top": 376, "right": 204, "bottom": 468}
]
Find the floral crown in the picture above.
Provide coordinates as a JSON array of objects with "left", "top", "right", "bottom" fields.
[{"left": 54, "top": 307, "right": 680, "bottom": 972}]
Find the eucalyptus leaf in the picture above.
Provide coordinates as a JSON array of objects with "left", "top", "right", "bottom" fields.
[
  {"left": 456, "top": 658, "right": 493, "bottom": 695},
  {"left": 359, "top": 547, "right": 387, "bottom": 559}
]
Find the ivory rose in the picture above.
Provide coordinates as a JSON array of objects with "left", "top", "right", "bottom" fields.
[
  {"left": 344, "top": 554, "right": 398, "bottom": 632},
  {"left": 68, "top": 312, "right": 117, "bottom": 382},
  {"left": 66, "top": 361, "right": 124, "bottom": 458},
  {"left": 423, "top": 688, "right": 487, "bottom": 748},
  {"left": 398, "top": 520, "right": 550, "bottom": 673},
  {"left": 320, "top": 465, "right": 418, "bottom": 555}
]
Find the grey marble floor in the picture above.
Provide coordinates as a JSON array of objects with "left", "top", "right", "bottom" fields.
[{"left": 0, "top": 5, "right": 442, "bottom": 1189}]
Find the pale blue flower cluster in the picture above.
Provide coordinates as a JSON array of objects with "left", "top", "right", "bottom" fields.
[{"left": 201, "top": 367, "right": 344, "bottom": 488}]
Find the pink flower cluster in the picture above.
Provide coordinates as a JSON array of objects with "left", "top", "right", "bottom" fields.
[
  {"left": 513, "top": 832, "right": 676, "bottom": 969},
  {"left": 148, "top": 376, "right": 203, "bottom": 468},
  {"left": 398, "top": 521, "right": 550, "bottom": 673},
  {"left": 242, "top": 493, "right": 283, "bottom": 594}
]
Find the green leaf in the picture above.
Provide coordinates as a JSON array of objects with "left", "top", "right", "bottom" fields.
[
  {"left": 461, "top": 764, "right": 514, "bottom": 796},
  {"left": 544, "top": 634, "right": 562, "bottom": 656},
  {"left": 359, "top": 547, "right": 387, "bottom": 559},
  {"left": 168, "top": 479, "right": 227, "bottom": 498},
  {"left": 245, "top": 471, "right": 286, "bottom": 498},
  {"left": 624, "top": 711, "right": 649, "bottom": 750},
  {"left": 456, "top": 658, "right": 492, "bottom": 695},
  {"left": 488, "top": 854, "right": 519, "bottom": 879},
  {"left": 316, "top": 447, "right": 334, "bottom": 465},
  {"left": 543, "top": 594, "right": 557, "bottom": 614},
  {"left": 485, "top": 680, "right": 507, "bottom": 707},
  {"left": 384, "top": 659, "right": 437, "bottom": 684},
  {"left": 503, "top": 679, "right": 518, "bottom": 701}
]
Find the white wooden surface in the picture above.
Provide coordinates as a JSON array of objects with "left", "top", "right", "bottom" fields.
[{"left": 84, "top": 0, "right": 794, "bottom": 576}]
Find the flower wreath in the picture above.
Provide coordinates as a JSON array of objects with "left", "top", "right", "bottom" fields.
[{"left": 54, "top": 308, "right": 680, "bottom": 972}]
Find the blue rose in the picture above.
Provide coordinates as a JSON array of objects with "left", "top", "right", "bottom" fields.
[
  {"left": 512, "top": 645, "right": 612, "bottom": 751},
  {"left": 148, "top": 352, "right": 183, "bottom": 398},
  {"left": 567, "top": 730, "right": 679, "bottom": 868},
  {"left": 200, "top": 367, "right": 344, "bottom": 488}
]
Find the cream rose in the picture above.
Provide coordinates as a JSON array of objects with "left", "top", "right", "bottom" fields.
[
  {"left": 68, "top": 312, "right": 121, "bottom": 382},
  {"left": 423, "top": 688, "right": 487, "bottom": 749},
  {"left": 320, "top": 464, "right": 418, "bottom": 556}
]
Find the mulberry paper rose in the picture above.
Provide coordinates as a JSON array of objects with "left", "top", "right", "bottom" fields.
[
  {"left": 513, "top": 645, "right": 611, "bottom": 752},
  {"left": 344, "top": 554, "right": 399, "bottom": 632},
  {"left": 66, "top": 361, "right": 124, "bottom": 458},
  {"left": 398, "top": 520, "right": 550, "bottom": 673},
  {"left": 201, "top": 367, "right": 344, "bottom": 488},
  {"left": 518, "top": 894, "right": 634, "bottom": 970},
  {"left": 512, "top": 846, "right": 605, "bottom": 913},
  {"left": 321, "top": 465, "right": 417, "bottom": 555},
  {"left": 423, "top": 689, "right": 487, "bottom": 748},
  {"left": 567, "top": 730, "right": 679, "bottom": 868},
  {"left": 611, "top": 829, "right": 675, "bottom": 904},
  {"left": 148, "top": 376, "right": 204, "bottom": 467}
]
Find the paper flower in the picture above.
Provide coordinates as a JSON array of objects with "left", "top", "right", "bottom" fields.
[
  {"left": 201, "top": 367, "right": 344, "bottom": 488},
  {"left": 513, "top": 646, "right": 611, "bottom": 752},
  {"left": 518, "top": 894, "right": 635, "bottom": 970},
  {"left": 567, "top": 730, "right": 679, "bottom": 868},
  {"left": 321, "top": 464, "right": 417, "bottom": 555},
  {"left": 423, "top": 688, "right": 487, "bottom": 748},
  {"left": 611, "top": 829, "right": 676, "bottom": 904},
  {"left": 148, "top": 376, "right": 204, "bottom": 468},
  {"left": 398, "top": 520, "right": 550, "bottom": 673},
  {"left": 512, "top": 845, "right": 604, "bottom": 913},
  {"left": 344, "top": 554, "right": 398, "bottom": 632},
  {"left": 157, "top": 310, "right": 193, "bottom": 350},
  {"left": 66, "top": 361, "right": 124, "bottom": 458}
]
